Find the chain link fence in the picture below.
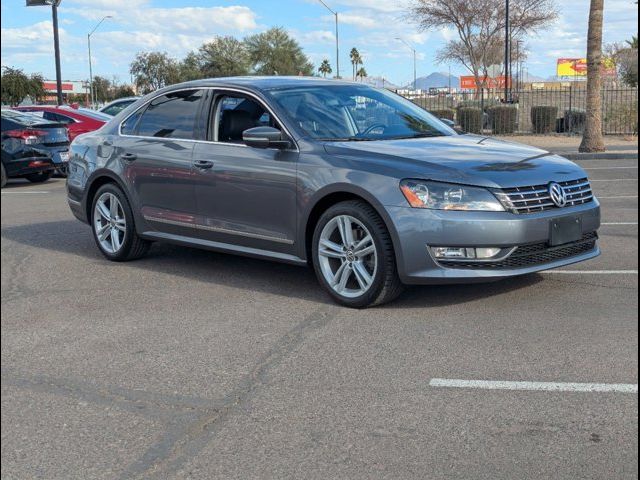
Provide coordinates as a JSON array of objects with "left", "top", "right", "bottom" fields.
[{"left": 402, "top": 87, "right": 638, "bottom": 136}]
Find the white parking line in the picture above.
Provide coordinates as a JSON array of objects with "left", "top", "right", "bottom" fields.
[
  {"left": 584, "top": 166, "right": 638, "bottom": 170},
  {"left": 597, "top": 195, "right": 638, "bottom": 199},
  {"left": 542, "top": 270, "right": 638, "bottom": 274},
  {"left": 602, "top": 222, "right": 638, "bottom": 225},
  {"left": 429, "top": 378, "right": 638, "bottom": 393},
  {"left": 590, "top": 178, "right": 638, "bottom": 182},
  {"left": 1, "top": 191, "right": 51, "bottom": 194}
]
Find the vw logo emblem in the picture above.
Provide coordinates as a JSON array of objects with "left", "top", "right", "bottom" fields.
[{"left": 549, "top": 182, "right": 567, "bottom": 207}]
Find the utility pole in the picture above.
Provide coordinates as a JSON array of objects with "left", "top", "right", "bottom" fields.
[
  {"left": 504, "top": 0, "right": 510, "bottom": 102},
  {"left": 88, "top": 15, "right": 112, "bottom": 109},
  {"left": 26, "top": 1, "right": 64, "bottom": 105},
  {"left": 318, "top": 0, "right": 339, "bottom": 78},
  {"left": 396, "top": 38, "right": 417, "bottom": 90}
]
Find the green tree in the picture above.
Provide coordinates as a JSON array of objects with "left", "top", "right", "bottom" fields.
[
  {"left": 356, "top": 67, "right": 367, "bottom": 81},
  {"left": 318, "top": 59, "right": 333, "bottom": 78},
  {"left": 178, "top": 51, "right": 204, "bottom": 82},
  {"left": 195, "top": 36, "right": 251, "bottom": 77},
  {"left": 112, "top": 84, "right": 136, "bottom": 99},
  {"left": 349, "top": 48, "right": 362, "bottom": 80},
  {"left": 28, "top": 73, "right": 47, "bottom": 104},
  {"left": 244, "top": 27, "right": 314, "bottom": 76},
  {"left": 1, "top": 67, "right": 32, "bottom": 106},
  {"left": 92, "top": 76, "right": 112, "bottom": 103},
  {"left": 130, "top": 51, "right": 182, "bottom": 93}
]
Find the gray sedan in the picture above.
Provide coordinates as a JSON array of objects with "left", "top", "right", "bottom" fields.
[{"left": 66, "top": 77, "right": 600, "bottom": 307}]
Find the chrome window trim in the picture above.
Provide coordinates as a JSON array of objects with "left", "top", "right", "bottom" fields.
[{"left": 117, "top": 86, "right": 299, "bottom": 152}]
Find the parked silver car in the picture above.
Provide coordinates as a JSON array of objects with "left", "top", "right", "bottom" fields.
[{"left": 67, "top": 77, "right": 600, "bottom": 307}]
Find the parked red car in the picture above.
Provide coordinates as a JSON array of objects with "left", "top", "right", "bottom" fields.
[{"left": 13, "top": 106, "right": 111, "bottom": 141}]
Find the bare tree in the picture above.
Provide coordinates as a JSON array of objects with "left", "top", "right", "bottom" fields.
[
  {"left": 410, "top": 0, "right": 556, "bottom": 89},
  {"left": 579, "top": 0, "right": 605, "bottom": 153}
]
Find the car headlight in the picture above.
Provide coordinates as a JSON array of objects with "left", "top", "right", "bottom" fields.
[{"left": 399, "top": 179, "right": 505, "bottom": 211}]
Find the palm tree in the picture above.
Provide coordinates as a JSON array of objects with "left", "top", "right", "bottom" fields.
[
  {"left": 626, "top": 35, "right": 638, "bottom": 49},
  {"left": 356, "top": 67, "right": 367, "bottom": 81},
  {"left": 349, "top": 48, "right": 361, "bottom": 80},
  {"left": 318, "top": 59, "right": 333, "bottom": 78},
  {"left": 579, "top": 0, "right": 605, "bottom": 153}
]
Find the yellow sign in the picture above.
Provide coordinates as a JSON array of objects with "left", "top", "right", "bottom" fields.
[{"left": 557, "top": 58, "right": 587, "bottom": 76}]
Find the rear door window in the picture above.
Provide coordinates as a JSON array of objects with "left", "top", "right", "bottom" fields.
[{"left": 135, "top": 90, "right": 204, "bottom": 139}]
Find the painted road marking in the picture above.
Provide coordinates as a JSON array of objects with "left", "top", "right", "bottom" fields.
[
  {"left": 429, "top": 378, "right": 638, "bottom": 393},
  {"left": 1, "top": 191, "right": 51, "bottom": 194},
  {"left": 584, "top": 166, "right": 638, "bottom": 170},
  {"left": 602, "top": 222, "right": 638, "bottom": 225},
  {"left": 590, "top": 178, "right": 638, "bottom": 182},
  {"left": 597, "top": 195, "right": 638, "bottom": 199},
  {"left": 543, "top": 270, "right": 638, "bottom": 275}
]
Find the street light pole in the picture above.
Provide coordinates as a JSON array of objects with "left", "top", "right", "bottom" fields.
[
  {"left": 88, "top": 15, "right": 111, "bottom": 109},
  {"left": 504, "top": 0, "right": 510, "bottom": 102},
  {"left": 396, "top": 38, "right": 417, "bottom": 89},
  {"left": 51, "top": 2, "right": 63, "bottom": 105},
  {"left": 318, "top": 0, "right": 339, "bottom": 78},
  {"left": 26, "top": 0, "right": 64, "bottom": 105}
]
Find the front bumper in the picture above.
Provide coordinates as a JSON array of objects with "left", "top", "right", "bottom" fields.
[{"left": 386, "top": 199, "right": 601, "bottom": 284}]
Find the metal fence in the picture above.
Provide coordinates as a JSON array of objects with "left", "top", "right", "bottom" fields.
[{"left": 403, "top": 87, "right": 638, "bottom": 136}]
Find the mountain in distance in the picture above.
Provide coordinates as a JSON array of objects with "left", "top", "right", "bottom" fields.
[
  {"left": 357, "top": 75, "right": 401, "bottom": 90},
  {"left": 406, "top": 72, "right": 460, "bottom": 90}
]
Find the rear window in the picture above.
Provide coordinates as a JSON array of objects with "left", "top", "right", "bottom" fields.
[
  {"left": 1, "top": 109, "right": 59, "bottom": 127},
  {"left": 134, "top": 90, "right": 204, "bottom": 139}
]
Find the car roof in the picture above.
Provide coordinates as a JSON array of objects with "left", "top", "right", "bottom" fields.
[
  {"left": 166, "top": 76, "right": 362, "bottom": 93},
  {"left": 1, "top": 108, "right": 59, "bottom": 126},
  {"left": 16, "top": 105, "right": 109, "bottom": 122}
]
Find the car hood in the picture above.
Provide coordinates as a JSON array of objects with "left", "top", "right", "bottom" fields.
[{"left": 323, "top": 134, "right": 588, "bottom": 188}]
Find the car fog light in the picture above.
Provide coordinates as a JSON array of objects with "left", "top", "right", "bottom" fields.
[
  {"left": 430, "top": 246, "right": 503, "bottom": 260},
  {"left": 475, "top": 247, "right": 502, "bottom": 259}
]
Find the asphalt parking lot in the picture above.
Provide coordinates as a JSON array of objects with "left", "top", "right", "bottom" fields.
[{"left": 1, "top": 157, "right": 638, "bottom": 480}]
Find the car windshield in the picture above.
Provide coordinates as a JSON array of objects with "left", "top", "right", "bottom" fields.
[
  {"left": 266, "top": 84, "right": 456, "bottom": 141},
  {"left": 75, "top": 109, "right": 112, "bottom": 122}
]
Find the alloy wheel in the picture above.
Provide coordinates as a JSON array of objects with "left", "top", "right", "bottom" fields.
[
  {"left": 93, "top": 192, "right": 126, "bottom": 254},
  {"left": 317, "top": 215, "right": 377, "bottom": 298}
]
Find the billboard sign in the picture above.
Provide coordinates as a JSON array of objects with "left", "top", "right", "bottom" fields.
[
  {"left": 460, "top": 75, "right": 511, "bottom": 90},
  {"left": 557, "top": 58, "right": 617, "bottom": 77}
]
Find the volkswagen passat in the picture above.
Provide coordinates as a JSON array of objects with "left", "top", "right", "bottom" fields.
[{"left": 66, "top": 77, "right": 600, "bottom": 307}]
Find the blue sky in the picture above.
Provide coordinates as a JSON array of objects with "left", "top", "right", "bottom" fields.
[{"left": 1, "top": 0, "right": 638, "bottom": 86}]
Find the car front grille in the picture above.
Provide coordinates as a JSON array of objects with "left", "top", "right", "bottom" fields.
[
  {"left": 494, "top": 178, "right": 594, "bottom": 214},
  {"left": 438, "top": 232, "right": 598, "bottom": 270}
]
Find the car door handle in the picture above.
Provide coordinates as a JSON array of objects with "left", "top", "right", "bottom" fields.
[
  {"left": 121, "top": 153, "right": 137, "bottom": 161},
  {"left": 194, "top": 160, "right": 214, "bottom": 170}
]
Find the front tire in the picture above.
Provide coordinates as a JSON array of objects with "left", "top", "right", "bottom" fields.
[
  {"left": 312, "top": 200, "right": 403, "bottom": 308},
  {"left": 91, "top": 183, "right": 150, "bottom": 261}
]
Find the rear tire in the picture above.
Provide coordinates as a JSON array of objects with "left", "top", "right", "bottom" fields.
[
  {"left": 312, "top": 200, "right": 404, "bottom": 308},
  {"left": 91, "top": 183, "right": 150, "bottom": 261},
  {"left": 25, "top": 171, "right": 53, "bottom": 183}
]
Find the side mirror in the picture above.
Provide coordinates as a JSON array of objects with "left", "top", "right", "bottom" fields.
[
  {"left": 243, "top": 126, "right": 290, "bottom": 149},
  {"left": 439, "top": 117, "right": 465, "bottom": 134},
  {"left": 439, "top": 118, "right": 455, "bottom": 128}
]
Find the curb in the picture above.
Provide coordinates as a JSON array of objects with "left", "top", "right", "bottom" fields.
[{"left": 551, "top": 151, "right": 638, "bottom": 160}]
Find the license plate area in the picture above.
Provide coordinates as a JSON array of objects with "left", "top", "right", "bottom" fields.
[
  {"left": 549, "top": 216, "right": 582, "bottom": 246},
  {"left": 59, "top": 151, "right": 69, "bottom": 162}
]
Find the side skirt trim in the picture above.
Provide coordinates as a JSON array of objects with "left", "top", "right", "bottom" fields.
[
  {"left": 144, "top": 215, "right": 294, "bottom": 245},
  {"left": 141, "top": 230, "right": 307, "bottom": 266}
]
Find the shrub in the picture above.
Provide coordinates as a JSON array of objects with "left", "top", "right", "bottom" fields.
[
  {"left": 487, "top": 105, "right": 518, "bottom": 134},
  {"left": 456, "top": 107, "right": 483, "bottom": 134},
  {"left": 605, "top": 103, "right": 638, "bottom": 135},
  {"left": 564, "top": 109, "right": 586, "bottom": 133},
  {"left": 429, "top": 108, "right": 455, "bottom": 121},
  {"left": 531, "top": 106, "right": 558, "bottom": 134},
  {"left": 456, "top": 99, "right": 501, "bottom": 112}
]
